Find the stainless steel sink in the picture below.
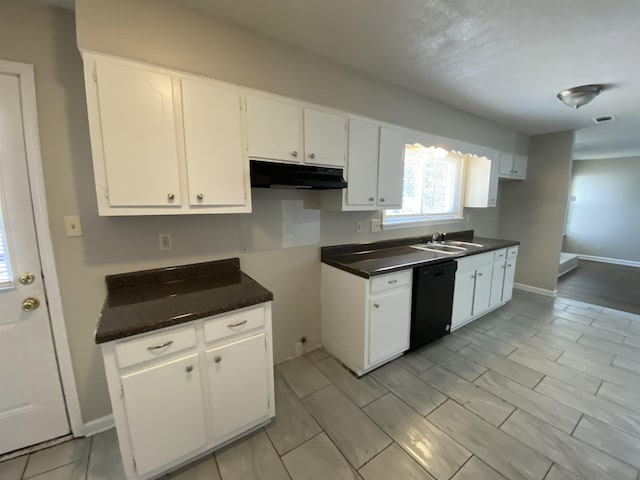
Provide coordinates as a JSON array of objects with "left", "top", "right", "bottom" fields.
[
  {"left": 410, "top": 244, "right": 461, "bottom": 254},
  {"left": 443, "top": 240, "right": 485, "bottom": 248}
]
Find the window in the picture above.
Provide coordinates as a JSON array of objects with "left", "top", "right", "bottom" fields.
[
  {"left": 383, "top": 144, "right": 465, "bottom": 228},
  {"left": 0, "top": 195, "right": 13, "bottom": 289}
]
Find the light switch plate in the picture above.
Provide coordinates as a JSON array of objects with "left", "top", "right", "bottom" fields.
[
  {"left": 371, "top": 218, "right": 381, "bottom": 233},
  {"left": 158, "top": 233, "right": 172, "bottom": 251},
  {"left": 64, "top": 215, "right": 82, "bottom": 237}
]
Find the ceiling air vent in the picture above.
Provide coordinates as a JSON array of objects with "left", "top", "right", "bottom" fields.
[{"left": 593, "top": 115, "right": 615, "bottom": 124}]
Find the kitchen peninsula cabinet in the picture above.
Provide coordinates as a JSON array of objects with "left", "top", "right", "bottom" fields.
[
  {"left": 246, "top": 93, "right": 347, "bottom": 167},
  {"left": 101, "top": 304, "right": 274, "bottom": 480},
  {"left": 321, "top": 265, "right": 411, "bottom": 375},
  {"left": 83, "top": 53, "right": 251, "bottom": 215}
]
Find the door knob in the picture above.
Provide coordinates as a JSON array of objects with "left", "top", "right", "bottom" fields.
[
  {"left": 22, "top": 297, "right": 40, "bottom": 312},
  {"left": 19, "top": 272, "right": 36, "bottom": 285}
]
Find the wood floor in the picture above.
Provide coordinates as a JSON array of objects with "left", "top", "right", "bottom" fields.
[
  {"left": 557, "top": 259, "right": 640, "bottom": 315},
  {"left": 3, "top": 290, "right": 640, "bottom": 479}
]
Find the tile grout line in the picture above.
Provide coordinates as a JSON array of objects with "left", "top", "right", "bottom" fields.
[
  {"left": 261, "top": 427, "right": 292, "bottom": 480},
  {"left": 83, "top": 436, "right": 94, "bottom": 480},
  {"left": 541, "top": 461, "right": 556, "bottom": 480},
  {"left": 497, "top": 405, "right": 518, "bottom": 429},
  {"left": 569, "top": 413, "right": 584, "bottom": 437}
]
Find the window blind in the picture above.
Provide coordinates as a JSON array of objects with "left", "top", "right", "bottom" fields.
[{"left": 0, "top": 200, "right": 14, "bottom": 289}]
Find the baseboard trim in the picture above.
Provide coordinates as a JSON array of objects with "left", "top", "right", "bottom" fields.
[
  {"left": 514, "top": 283, "right": 558, "bottom": 297},
  {"left": 578, "top": 255, "right": 640, "bottom": 268},
  {"left": 83, "top": 414, "right": 114, "bottom": 437}
]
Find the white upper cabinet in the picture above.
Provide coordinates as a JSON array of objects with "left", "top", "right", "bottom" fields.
[
  {"left": 464, "top": 151, "right": 499, "bottom": 208},
  {"left": 303, "top": 108, "right": 346, "bottom": 167},
  {"left": 246, "top": 95, "right": 302, "bottom": 163},
  {"left": 499, "top": 151, "right": 527, "bottom": 180},
  {"left": 377, "top": 126, "right": 405, "bottom": 208},
  {"left": 84, "top": 54, "right": 251, "bottom": 215},
  {"left": 182, "top": 78, "right": 248, "bottom": 207},
  {"left": 345, "top": 119, "right": 379, "bottom": 207},
  {"left": 93, "top": 60, "right": 181, "bottom": 208}
]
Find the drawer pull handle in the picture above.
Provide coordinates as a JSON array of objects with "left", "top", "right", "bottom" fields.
[
  {"left": 147, "top": 340, "right": 173, "bottom": 351},
  {"left": 185, "top": 365, "right": 193, "bottom": 373},
  {"left": 388, "top": 279, "right": 398, "bottom": 284},
  {"left": 227, "top": 320, "right": 248, "bottom": 328},
  {"left": 214, "top": 356, "right": 222, "bottom": 364}
]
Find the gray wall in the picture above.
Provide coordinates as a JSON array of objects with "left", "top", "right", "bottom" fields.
[
  {"left": 498, "top": 131, "right": 575, "bottom": 292},
  {"left": 1, "top": 0, "right": 527, "bottom": 423},
  {"left": 564, "top": 157, "right": 640, "bottom": 262}
]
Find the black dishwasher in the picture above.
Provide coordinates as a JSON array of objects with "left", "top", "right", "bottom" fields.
[{"left": 410, "top": 261, "right": 457, "bottom": 351}]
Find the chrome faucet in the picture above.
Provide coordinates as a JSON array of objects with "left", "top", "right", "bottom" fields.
[{"left": 432, "top": 231, "right": 444, "bottom": 243}]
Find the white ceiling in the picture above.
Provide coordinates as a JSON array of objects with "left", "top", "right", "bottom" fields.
[{"left": 40, "top": 0, "right": 640, "bottom": 159}]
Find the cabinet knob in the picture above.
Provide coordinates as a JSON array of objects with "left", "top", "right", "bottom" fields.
[
  {"left": 379, "top": 198, "right": 385, "bottom": 202},
  {"left": 291, "top": 151, "right": 298, "bottom": 158},
  {"left": 514, "top": 170, "right": 519, "bottom": 174},
  {"left": 167, "top": 193, "right": 175, "bottom": 201},
  {"left": 373, "top": 303, "right": 380, "bottom": 308},
  {"left": 507, "top": 263, "right": 513, "bottom": 267},
  {"left": 478, "top": 272, "right": 483, "bottom": 277},
  {"left": 196, "top": 193, "right": 204, "bottom": 201},
  {"left": 309, "top": 153, "right": 316, "bottom": 159},
  {"left": 214, "top": 356, "right": 222, "bottom": 364},
  {"left": 368, "top": 197, "right": 374, "bottom": 202},
  {"left": 185, "top": 365, "right": 193, "bottom": 373},
  {"left": 490, "top": 198, "right": 495, "bottom": 201}
]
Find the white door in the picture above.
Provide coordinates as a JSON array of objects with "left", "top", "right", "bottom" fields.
[
  {"left": 94, "top": 59, "right": 181, "bottom": 208},
  {"left": 206, "top": 333, "right": 270, "bottom": 440},
  {"left": 377, "top": 126, "right": 405, "bottom": 208},
  {"left": 121, "top": 353, "right": 207, "bottom": 477},
  {"left": 0, "top": 72, "right": 69, "bottom": 453},
  {"left": 346, "top": 119, "right": 379, "bottom": 207},
  {"left": 451, "top": 271, "right": 475, "bottom": 329},
  {"left": 303, "top": 108, "right": 346, "bottom": 167},
  {"left": 368, "top": 289, "right": 410, "bottom": 365},
  {"left": 181, "top": 78, "right": 248, "bottom": 207},
  {"left": 472, "top": 264, "right": 493, "bottom": 316},
  {"left": 246, "top": 95, "right": 302, "bottom": 163}
]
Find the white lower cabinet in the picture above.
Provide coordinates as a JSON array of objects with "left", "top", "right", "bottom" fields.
[
  {"left": 452, "top": 247, "right": 519, "bottom": 330},
  {"left": 321, "top": 265, "right": 411, "bottom": 376},
  {"left": 206, "top": 333, "right": 270, "bottom": 440},
  {"left": 120, "top": 353, "right": 207, "bottom": 477},
  {"left": 101, "top": 303, "right": 274, "bottom": 480}
]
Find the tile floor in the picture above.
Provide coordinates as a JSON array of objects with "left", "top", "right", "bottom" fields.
[{"left": 3, "top": 290, "right": 640, "bottom": 480}]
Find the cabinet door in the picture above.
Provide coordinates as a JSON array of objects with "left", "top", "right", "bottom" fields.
[
  {"left": 452, "top": 271, "right": 475, "bottom": 329},
  {"left": 472, "top": 264, "right": 493, "bottom": 316},
  {"left": 502, "top": 258, "right": 517, "bottom": 302},
  {"left": 512, "top": 154, "right": 528, "bottom": 179},
  {"left": 368, "top": 289, "right": 410, "bottom": 366},
  {"left": 246, "top": 95, "right": 301, "bottom": 163},
  {"left": 95, "top": 60, "right": 181, "bottom": 207},
  {"left": 346, "top": 119, "right": 379, "bottom": 206},
  {"left": 207, "top": 333, "right": 270, "bottom": 440},
  {"left": 463, "top": 155, "right": 491, "bottom": 208},
  {"left": 377, "top": 126, "right": 406, "bottom": 208},
  {"left": 121, "top": 354, "right": 206, "bottom": 477},
  {"left": 182, "top": 78, "right": 247, "bottom": 207},
  {"left": 498, "top": 152, "right": 514, "bottom": 177},
  {"left": 487, "top": 155, "right": 500, "bottom": 207},
  {"left": 304, "top": 108, "right": 346, "bottom": 167},
  {"left": 490, "top": 261, "right": 506, "bottom": 307}
]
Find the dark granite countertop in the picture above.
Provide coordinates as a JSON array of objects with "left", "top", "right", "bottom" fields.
[
  {"left": 321, "top": 230, "right": 520, "bottom": 278},
  {"left": 95, "top": 258, "right": 273, "bottom": 344}
]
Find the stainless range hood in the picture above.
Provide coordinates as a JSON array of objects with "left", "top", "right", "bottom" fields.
[{"left": 250, "top": 160, "right": 347, "bottom": 190}]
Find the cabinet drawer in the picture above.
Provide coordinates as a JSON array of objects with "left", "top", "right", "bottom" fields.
[
  {"left": 507, "top": 246, "right": 519, "bottom": 258},
  {"left": 204, "top": 306, "right": 265, "bottom": 343},
  {"left": 494, "top": 249, "right": 507, "bottom": 261},
  {"left": 115, "top": 324, "right": 197, "bottom": 369},
  {"left": 370, "top": 270, "right": 411, "bottom": 294}
]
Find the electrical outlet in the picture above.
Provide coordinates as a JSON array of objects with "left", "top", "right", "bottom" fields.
[
  {"left": 371, "top": 218, "right": 381, "bottom": 232},
  {"left": 158, "top": 233, "right": 172, "bottom": 251},
  {"left": 356, "top": 221, "right": 363, "bottom": 233}
]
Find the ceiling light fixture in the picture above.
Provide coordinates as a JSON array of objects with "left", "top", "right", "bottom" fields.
[{"left": 556, "top": 84, "right": 605, "bottom": 109}]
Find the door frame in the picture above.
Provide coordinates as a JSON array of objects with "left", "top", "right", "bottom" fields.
[{"left": 1, "top": 59, "right": 84, "bottom": 436}]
